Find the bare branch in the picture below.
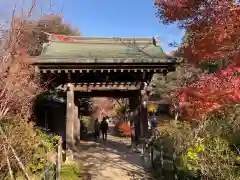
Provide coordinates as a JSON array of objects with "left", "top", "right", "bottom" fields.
[
  {"left": 113, "top": 37, "right": 157, "bottom": 59},
  {"left": 3, "top": 144, "right": 14, "bottom": 180}
]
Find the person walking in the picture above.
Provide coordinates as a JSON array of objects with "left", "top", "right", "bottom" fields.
[
  {"left": 100, "top": 117, "right": 109, "bottom": 140},
  {"left": 94, "top": 118, "right": 100, "bottom": 141},
  {"left": 80, "top": 120, "right": 87, "bottom": 140},
  {"left": 148, "top": 112, "right": 158, "bottom": 137}
]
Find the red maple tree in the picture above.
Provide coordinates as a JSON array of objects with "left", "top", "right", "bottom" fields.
[
  {"left": 155, "top": 0, "right": 240, "bottom": 120},
  {"left": 173, "top": 65, "right": 240, "bottom": 120},
  {"left": 155, "top": 0, "right": 240, "bottom": 64}
]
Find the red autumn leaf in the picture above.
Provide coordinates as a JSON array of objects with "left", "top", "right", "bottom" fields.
[{"left": 54, "top": 34, "right": 73, "bottom": 42}]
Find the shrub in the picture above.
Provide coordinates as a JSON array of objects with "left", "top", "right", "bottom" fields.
[
  {"left": 153, "top": 104, "right": 240, "bottom": 180},
  {"left": 113, "top": 121, "right": 131, "bottom": 137},
  {"left": 118, "top": 123, "right": 131, "bottom": 137},
  {"left": 60, "top": 161, "right": 83, "bottom": 180},
  {"left": 0, "top": 117, "right": 55, "bottom": 177}
]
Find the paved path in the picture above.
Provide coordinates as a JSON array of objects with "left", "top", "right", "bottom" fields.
[{"left": 74, "top": 135, "right": 154, "bottom": 180}]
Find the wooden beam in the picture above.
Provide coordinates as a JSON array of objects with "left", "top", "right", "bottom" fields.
[
  {"left": 74, "top": 90, "right": 138, "bottom": 98},
  {"left": 72, "top": 82, "right": 141, "bottom": 91},
  {"left": 38, "top": 68, "right": 165, "bottom": 74},
  {"left": 31, "top": 58, "right": 180, "bottom": 65}
]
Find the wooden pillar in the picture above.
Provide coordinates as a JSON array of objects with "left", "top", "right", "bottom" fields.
[
  {"left": 73, "top": 105, "right": 80, "bottom": 142},
  {"left": 66, "top": 84, "right": 75, "bottom": 149},
  {"left": 140, "top": 89, "right": 149, "bottom": 139},
  {"left": 140, "top": 100, "right": 149, "bottom": 138},
  {"left": 129, "top": 91, "right": 141, "bottom": 148}
]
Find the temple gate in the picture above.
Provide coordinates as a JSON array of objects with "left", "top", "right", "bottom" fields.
[{"left": 32, "top": 34, "right": 179, "bottom": 153}]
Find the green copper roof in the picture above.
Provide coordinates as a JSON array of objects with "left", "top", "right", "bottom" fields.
[{"left": 36, "top": 36, "right": 167, "bottom": 63}]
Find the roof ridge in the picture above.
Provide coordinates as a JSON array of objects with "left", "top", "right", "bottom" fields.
[
  {"left": 44, "top": 32, "right": 154, "bottom": 41},
  {"left": 55, "top": 35, "right": 153, "bottom": 39},
  {"left": 47, "top": 41, "right": 156, "bottom": 46},
  {"left": 47, "top": 39, "right": 156, "bottom": 46}
]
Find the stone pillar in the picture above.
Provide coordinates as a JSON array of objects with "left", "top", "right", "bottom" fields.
[{"left": 66, "top": 85, "right": 75, "bottom": 149}]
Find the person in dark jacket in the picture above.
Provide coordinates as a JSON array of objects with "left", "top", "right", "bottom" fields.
[
  {"left": 80, "top": 120, "right": 87, "bottom": 140},
  {"left": 100, "top": 117, "right": 109, "bottom": 140},
  {"left": 94, "top": 118, "right": 100, "bottom": 140}
]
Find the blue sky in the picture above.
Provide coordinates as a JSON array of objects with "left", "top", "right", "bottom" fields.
[{"left": 0, "top": 0, "right": 184, "bottom": 52}]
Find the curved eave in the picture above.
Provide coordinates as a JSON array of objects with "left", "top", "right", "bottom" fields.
[{"left": 30, "top": 57, "right": 181, "bottom": 65}]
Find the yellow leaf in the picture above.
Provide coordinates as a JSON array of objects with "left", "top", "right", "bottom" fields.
[
  {"left": 148, "top": 104, "right": 158, "bottom": 113},
  {"left": 236, "top": 156, "right": 240, "bottom": 161}
]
